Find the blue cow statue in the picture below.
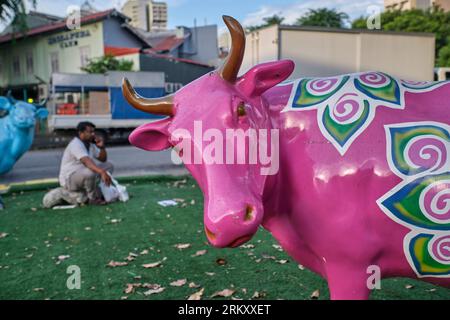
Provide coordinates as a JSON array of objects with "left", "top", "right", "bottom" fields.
[{"left": 0, "top": 95, "right": 49, "bottom": 175}]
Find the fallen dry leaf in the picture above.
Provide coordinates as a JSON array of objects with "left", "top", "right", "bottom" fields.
[
  {"left": 272, "top": 244, "right": 283, "bottom": 251},
  {"left": 191, "top": 250, "right": 207, "bottom": 257},
  {"left": 124, "top": 284, "right": 135, "bottom": 294},
  {"left": 142, "top": 283, "right": 161, "bottom": 289},
  {"left": 107, "top": 261, "right": 128, "bottom": 267},
  {"left": 125, "top": 252, "right": 138, "bottom": 261},
  {"left": 405, "top": 285, "right": 414, "bottom": 290},
  {"left": 33, "top": 288, "right": 44, "bottom": 292},
  {"left": 58, "top": 255, "right": 70, "bottom": 261},
  {"left": 140, "top": 249, "right": 149, "bottom": 255},
  {"left": 142, "top": 261, "right": 162, "bottom": 268},
  {"left": 189, "top": 282, "right": 200, "bottom": 288},
  {"left": 188, "top": 288, "right": 204, "bottom": 300},
  {"left": 252, "top": 291, "right": 266, "bottom": 299},
  {"left": 31, "top": 208, "right": 37, "bottom": 212},
  {"left": 0, "top": 233, "right": 9, "bottom": 239},
  {"left": 211, "top": 289, "right": 235, "bottom": 298},
  {"left": 144, "top": 287, "right": 165, "bottom": 296},
  {"left": 310, "top": 289, "right": 320, "bottom": 299},
  {"left": 216, "top": 258, "right": 227, "bottom": 266},
  {"left": 205, "top": 272, "right": 215, "bottom": 276},
  {"left": 170, "top": 279, "right": 187, "bottom": 287},
  {"left": 174, "top": 243, "right": 191, "bottom": 250},
  {"left": 241, "top": 244, "right": 255, "bottom": 249},
  {"left": 277, "top": 259, "right": 289, "bottom": 264},
  {"left": 298, "top": 264, "right": 305, "bottom": 270},
  {"left": 173, "top": 179, "right": 187, "bottom": 188}
]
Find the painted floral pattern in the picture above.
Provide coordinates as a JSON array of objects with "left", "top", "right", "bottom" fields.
[
  {"left": 283, "top": 72, "right": 449, "bottom": 155},
  {"left": 378, "top": 122, "right": 450, "bottom": 277}
]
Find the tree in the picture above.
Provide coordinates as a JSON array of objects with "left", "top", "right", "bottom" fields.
[
  {"left": 0, "top": 0, "right": 36, "bottom": 34},
  {"left": 262, "top": 14, "right": 284, "bottom": 26},
  {"left": 296, "top": 8, "right": 349, "bottom": 28},
  {"left": 246, "top": 14, "right": 285, "bottom": 32},
  {"left": 351, "top": 16, "right": 368, "bottom": 29},
  {"left": 351, "top": 7, "right": 450, "bottom": 67},
  {"left": 438, "top": 43, "right": 450, "bottom": 67},
  {"left": 81, "top": 55, "right": 134, "bottom": 74}
]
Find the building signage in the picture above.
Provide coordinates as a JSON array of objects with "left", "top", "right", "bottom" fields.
[{"left": 48, "top": 30, "right": 91, "bottom": 49}]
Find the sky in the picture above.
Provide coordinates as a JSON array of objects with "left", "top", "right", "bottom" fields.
[{"left": 0, "top": 0, "right": 384, "bottom": 33}]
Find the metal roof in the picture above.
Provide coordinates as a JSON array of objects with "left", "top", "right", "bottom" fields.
[{"left": 0, "top": 9, "right": 130, "bottom": 44}]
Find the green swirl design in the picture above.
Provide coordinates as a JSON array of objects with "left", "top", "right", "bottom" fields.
[
  {"left": 322, "top": 100, "right": 370, "bottom": 148},
  {"left": 293, "top": 76, "right": 349, "bottom": 109},
  {"left": 409, "top": 233, "right": 450, "bottom": 276}
]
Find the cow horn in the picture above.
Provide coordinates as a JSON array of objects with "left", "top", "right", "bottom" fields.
[
  {"left": 122, "top": 78, "right": 174, "bottom": 116},
  {"left": 219, "top": 15, "right": 246, "bottom": 83}
]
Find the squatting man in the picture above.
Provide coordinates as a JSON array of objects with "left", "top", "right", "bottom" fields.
[{"left": 43, "top": 121, "right": 114, "bottom": 207}]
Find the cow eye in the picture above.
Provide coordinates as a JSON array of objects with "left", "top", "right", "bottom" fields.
[{"left": 237, "top": 102, "right": 246, "bottom": 117}]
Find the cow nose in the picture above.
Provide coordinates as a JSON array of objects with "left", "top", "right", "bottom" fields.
[
  {"left": 244, "top": 205, "right": 255, "bottom": 222},
  {"left": 205, "top": 204, "right": 261, "bottom": 248}
]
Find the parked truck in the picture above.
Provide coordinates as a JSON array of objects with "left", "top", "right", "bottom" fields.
[{"left": 47, "top": 71, "right": 165, "bottom": 141}]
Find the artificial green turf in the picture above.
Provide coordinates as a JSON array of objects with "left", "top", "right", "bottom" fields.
[{"left": 0, "top": 176, "right": 449, "bottom": 300}]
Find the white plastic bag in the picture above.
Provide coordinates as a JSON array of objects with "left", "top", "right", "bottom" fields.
[{"left": 99, "top": 173, "right": 129, "bottom": 203}]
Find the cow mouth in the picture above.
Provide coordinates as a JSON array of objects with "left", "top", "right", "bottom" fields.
[
  {"left": 227, "top": 235, "right": 252, "bottom": 248},
  {"left": 205, "top": 227, "right": 252, "bottom": 248}
]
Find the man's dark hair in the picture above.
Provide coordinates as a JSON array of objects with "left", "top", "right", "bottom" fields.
[{"left": 77, "top": 121, "right": 96, "bottom": 135}]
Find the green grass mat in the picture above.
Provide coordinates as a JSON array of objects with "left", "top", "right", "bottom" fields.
[{"left": 0, "top": 177, "right": 448, "bottom": 300}]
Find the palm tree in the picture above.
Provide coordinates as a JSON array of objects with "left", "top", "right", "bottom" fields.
[
  {"left": 0, "top": 0, "right": 36, "bottom": 33},
  {"left": 246, "top": 14, "right": 285, "bottom": 32}
]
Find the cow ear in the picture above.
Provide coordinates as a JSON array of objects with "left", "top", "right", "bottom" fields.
[
  {"left": 35, "top": 108, "right": 49, "bottom": 119},
  {"left": 129, "top": 118, "right": 172, "bottom": 151},
  {"left": 0, "top": 97, "right": 12, "bottom": 111},
  {"left": 237, "top": 60, "right": 294, "bottom": 97}
]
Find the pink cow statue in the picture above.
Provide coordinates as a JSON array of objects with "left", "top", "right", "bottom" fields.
[{"left": 123, "top": 16, "right": 450, "bottom": 299}]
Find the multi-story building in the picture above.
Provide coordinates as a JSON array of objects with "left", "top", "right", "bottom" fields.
[
  {"left": 0, "top": 8, "right": 215, "bottom": 132},
  {"left": 384, "top": 0, "right": 450, "bottom": 11},
  {"left": 148, "top": 1, "right": 168, "bottom": 31},
  {"left": 0, "top": 9, "right": 151, "bottom": 100},
  {"left": 122, "top": 0, "right": 168, "bottom": 32}
]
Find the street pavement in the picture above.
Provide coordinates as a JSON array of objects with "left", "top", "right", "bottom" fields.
[{"left": 0, "top": 145, "right": 187, "bottom": 184}]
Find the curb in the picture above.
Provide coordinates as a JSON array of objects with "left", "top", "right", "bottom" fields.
[{"left": 0, "top": 174, "right": 192, "bottom": 194}]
